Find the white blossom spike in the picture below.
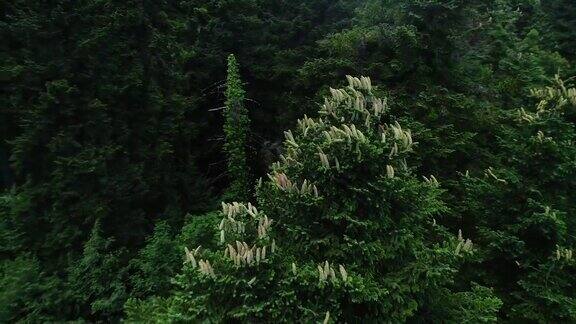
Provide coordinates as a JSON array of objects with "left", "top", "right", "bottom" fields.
[
  {"left": 323, "top": 311, "right": 330, "bottom": 324},
  {"left": 184, "top": 247, "right": 197, "bottom": 268},
  {"left": 330, "top": 267, "right": 337, "bottom": 282},
  {"left": 386, "top": 165, "right": 395, "bottom": 179},
  {"left": 339, "top": 264, "right": 348, "bottom": 282}
]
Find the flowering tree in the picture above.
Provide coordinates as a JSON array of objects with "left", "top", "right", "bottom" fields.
[{"left": 126, "top": 76, "right": 501, "bottom": 322}]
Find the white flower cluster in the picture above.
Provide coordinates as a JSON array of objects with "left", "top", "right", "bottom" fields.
[
  {"left": 323, "top": 311, "right": 331, "bottom": 324},
  {"left": 386, "top": 165, "right": 395, "bottom": 179},
  {"left": 219, "top": 202, "right": 260, "bottom": 243},
  {"left": 517, "top": 107, "right": 537, "bottom": 123},
  {"left": 320, "top": 76, "right": 388, "bottom": 127},
  {"left": 279, "top": 77, "right": 415, "bottom": 184},
  {"left": 224, "top": 240, "right": 276, "bottom": 267},
  {"left": 221, "top": 200, "right": 277, "bottom": 267},
  {"left": 297, "top": 114, "right": 325, "bottom": 138},
  {"left": 388, "top": 122, "right": 414, "bottom": 152},
  {"left": 184, "top": 246, "right": 201, "bottom": 267},
  {"left": 317, "top": 261, "right": 349, "bottom": 283},
  {"left": 257, "top": 215, "right": 273, "bottom": 239},
  {"left": 184, "top": 246, "right": 215, "bottom": 277},
  {"left": 268, "top": 172, "right": 319, "bottom": 197},
  {"left": 422, "top": 175, "right": 439, "bottom": 187},
  {"left": 530, "top": 75, "right": 576, "bottom": 111},
  {"left": 198, "top": 260, "right": 215, "bottom": 277},
  {"left": 185, "top": 199, "right": 279, "bottom": 275},
  {"left": 323, "top": 124, "right": 367, "bottom": 144},
  {"left": 346, "top": 75, "right": 372, "bottom": 91},
  {"left": 555, "top": 245, "right": 573, "bottom": 262},
  {"left": 455, "top": 229, "right": 473, "bottom": 255}
]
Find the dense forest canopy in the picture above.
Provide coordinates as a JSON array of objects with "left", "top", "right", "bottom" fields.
[{"left": 0, "top": 0, "right": 575, "bottom": 322}]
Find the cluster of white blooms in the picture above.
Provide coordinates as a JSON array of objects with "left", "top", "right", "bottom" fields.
[
  {"left": 346, "top": 75, "right": 372, "bottom": 91},
  {"left": 318, "top": 150, "right": 331, "bottom": 169},
  {"left": 386, "top": 165, "right": 395, "bottom": 179},
  {"left": 184, "top": 246, "right": 201, "bottom": 267},
  {"left": 224, "top": 240, "right": 275, "bottom": 267},
  {"left": 221, "top": 199, "right": 277, "bottom": 267},
  {"left": 519, "top": 75, "right": 576, "bottom": 122},
  {"left": 555, "top": 245, "right": 573, "bottom": 262},
  {"left": 530, "top": 74, "right": 576, "bottom": 112},
  {"left": 185, "top": 199, "right": 279, "bottom": 275},
  {"left": 221, "top": 201, "right": 259, "bottom": 218},
  {"left": 267, "top": 172, "right": 319, "bottom": 197},
  {"left": 455, "top": 229, "right": 473, "bottom": 255},
  {"left": 517, "top": 107, "right": 537, "bottom": 123},
  {"left": 277, "top": 76, "right": 416, "bottom": 185},
  {"left": 535, "top": 130, "right": 553, "bottom": 143},
  {"left": 198, "top": 260, "right": 215, "bottom": 277},
  {"left": 323, "top": 311, "right": 331, "bottom": 324},
  {"left": 323, "top": 124, "right": 367, "bottom": 145},
  {"left": 386, "top": 122, "right": 414, "bottom": 153},
  {"left": 297, "top": 114, "right": 325, "bottom": 138},
  {"left": 257, "top": 215, "right": 273, "bottom": 239},
  {"left": 219, "top": 202, "right": 260, "bottom": 243},
  {"left": 283, "top": 130, "right": 299, "bottom": 148},
  {"left": 317, "top": 261, "right": 349, "bottom": 283},
  {"left": 422, "top": 175, "right": 439, "bottom": 187},
  {"left": 184, "top": 246, "right": 215, "bottom": 277},
  {"left": 319, "top": 76, "right": 388, "bottom": 128}
]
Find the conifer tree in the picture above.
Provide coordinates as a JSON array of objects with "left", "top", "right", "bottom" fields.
[
  {"left": 126, "top": 76, "right": 501, "bottom": 322},
  {"left": 450, "top": 76, "right": 576, "bottom": 322},
  {"left": 67, "top": 221, "right": 126, "bottom": 321},
  {"left": 223, "top": 54, "right": 252, "bottom": 201}
]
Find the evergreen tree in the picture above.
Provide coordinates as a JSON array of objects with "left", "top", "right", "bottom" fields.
[
  {"left": 128, "top": 221, "right": 180, "bottom": 299},
  {"left": 223, "top": 54, "right": 251, "bottom": 201},
  {"left": 0, "top": 1, "right": 211, "bottom": 320},
  {"left": 67, "top": 221, "right": 126, "bottom": 321},
  {"left": 450, "top": 76, "right": 576, "bottom": 322}
]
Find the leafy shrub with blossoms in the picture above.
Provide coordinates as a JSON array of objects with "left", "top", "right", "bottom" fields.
[{"left": 125, "top": 77, "right": 501, "bottom": 323}]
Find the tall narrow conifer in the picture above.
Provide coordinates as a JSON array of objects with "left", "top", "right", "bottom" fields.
[{"left": 223, "top": 54, "right": 251, "bottom": 201}]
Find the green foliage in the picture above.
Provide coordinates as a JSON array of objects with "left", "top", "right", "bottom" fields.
[
  {"left": 0, "top": 1, "right": 212, "bottom": 320},
  {"left": 67, "top": 221, "right": 127, "bottom": 320},
  {"left": 128, "top": 221, "right": 180, "bottom": 299},
  {"left": 0, "top": 256, "right": 53, "bottom": 322},
  {"left": 223, "top": 54, "right": 252, "bottom": 201},
  {"left": 0, "top": 0, "right": 575, "bottom": 321},
  {"left": 126, "top": 77, "right": 500, "bottom": 322},
  {"left": 448, "top": 77, "right": 576, "bottom": 322}
]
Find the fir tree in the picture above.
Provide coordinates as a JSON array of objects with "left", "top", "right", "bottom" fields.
[
  {"left": 450, "top": 76, "right": 576, "bottom": 322},
  {"left": 67, "top": 221, "right": 126, "bottom": 321},
  {"left": 223, "top": 54, "right": 252, "bottom": 201}
]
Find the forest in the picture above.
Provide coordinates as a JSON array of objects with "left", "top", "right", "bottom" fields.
[{"left": 0, "top": 0, "right": 575, "bottom": 322}]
